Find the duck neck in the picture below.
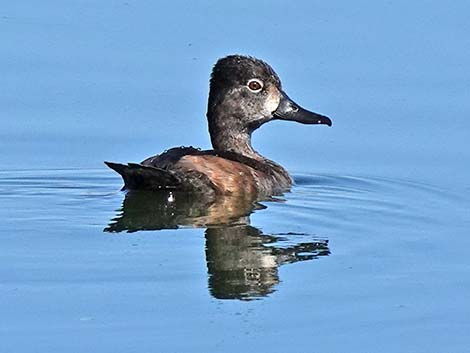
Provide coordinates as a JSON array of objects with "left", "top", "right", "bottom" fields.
[
  {"left": 210, "top": 128, "right": 263, "bottom": 160},
  {"left": 207, "top": 98, "right": 265, "bottom": 160}
]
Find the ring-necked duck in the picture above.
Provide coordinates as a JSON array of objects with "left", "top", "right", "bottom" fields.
[{"left": 105, "top": 55, "right": 331, "bottom": 199}]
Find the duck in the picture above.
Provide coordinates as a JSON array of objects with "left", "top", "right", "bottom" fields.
[{"left": 105, "top": 55, "right": 331, "bottom": 200}]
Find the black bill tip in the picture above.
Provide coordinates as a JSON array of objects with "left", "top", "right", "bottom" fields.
[{"left": 273, "top": 91, "right": 332, "bottom": 127}]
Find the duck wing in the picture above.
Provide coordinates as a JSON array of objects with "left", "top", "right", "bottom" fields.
[{"left": 105, "top": 147, "right": 220, "bottom": 194}]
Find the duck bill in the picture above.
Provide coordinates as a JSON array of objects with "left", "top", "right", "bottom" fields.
[{"left": 273, "top": 91, "right": 332, "bottom": 126}]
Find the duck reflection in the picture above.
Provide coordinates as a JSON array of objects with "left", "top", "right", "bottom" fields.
[
  {"left": 205, "top": 225, "right": 329, "bottom": 300},
  {"left": 105, "top": 190, "right": 330, "bottom": 300}
]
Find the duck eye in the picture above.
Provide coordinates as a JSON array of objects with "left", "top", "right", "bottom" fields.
[{"left": 247, "top": 79, "right": 263, "bottom": 92}]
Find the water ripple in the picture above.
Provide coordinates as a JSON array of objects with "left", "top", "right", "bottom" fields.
[{"left": 0, "top": 168, "right": 464, "bottom": 234}]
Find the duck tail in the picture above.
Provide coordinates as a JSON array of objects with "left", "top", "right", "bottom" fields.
[{"left": 104, "top": 162, "right": 181, "bottom": 190}]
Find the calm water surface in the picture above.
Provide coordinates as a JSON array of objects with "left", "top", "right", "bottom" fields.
[
  {"left": 1, "top": 168, "right": 469, "bottom": 352},
  {"left": 1, "top": 1, "right": 470, "bottom": 352}
]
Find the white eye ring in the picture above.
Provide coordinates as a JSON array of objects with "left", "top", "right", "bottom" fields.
[{"left": 247, "top": 79, "right": 263, "bottom": 92}]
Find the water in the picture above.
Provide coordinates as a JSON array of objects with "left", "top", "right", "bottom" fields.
[{"left": 1, "top": 1, "right": 470, "bottom": 352}]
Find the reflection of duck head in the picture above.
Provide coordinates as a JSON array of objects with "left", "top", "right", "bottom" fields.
[
  {"left": 105, "top": 191, "right": 330, "bottom": 300},
  {"left": 206, "top": 225, "right": 329, "bottom": 300}
]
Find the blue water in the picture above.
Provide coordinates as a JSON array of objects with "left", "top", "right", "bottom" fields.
[{"left": 1, "top": 1, "right": 470, "bottom": 352}]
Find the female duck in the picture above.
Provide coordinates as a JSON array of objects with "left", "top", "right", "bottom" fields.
[{"left": 106, "top": 55, "right": 331, "bottom": 200}]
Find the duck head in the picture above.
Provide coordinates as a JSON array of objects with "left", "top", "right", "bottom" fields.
[{"left": 207, "top": 55, "right": 332, "bottom": 157}]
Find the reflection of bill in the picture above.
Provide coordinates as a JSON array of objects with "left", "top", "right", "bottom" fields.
[{"left": 105, "top": 190, "right": 330, "bottom": 300}]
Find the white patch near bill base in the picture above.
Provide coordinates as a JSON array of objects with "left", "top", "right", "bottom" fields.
[{"left": 264, "top": 87, "right": 281, "bottom": 114}]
